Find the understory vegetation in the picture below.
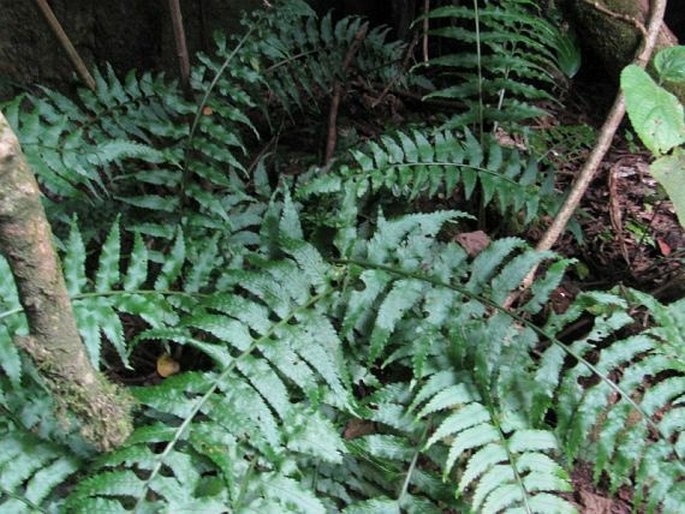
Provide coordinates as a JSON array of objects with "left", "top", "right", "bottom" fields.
[{"left": 1, "top": 0, "right": 683, "bottom": 512}]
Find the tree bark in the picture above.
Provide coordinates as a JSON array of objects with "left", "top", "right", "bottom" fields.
[
  {"left": 0, "top": 111, "right": 132, "bottom": 452},
  {"left": 563, "top": 0, "right": 684, "bottom": 103}
]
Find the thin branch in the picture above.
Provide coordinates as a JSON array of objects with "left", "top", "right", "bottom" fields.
[
  {"left": 324, "top": 22, "right": 369, "bottom": 165},
  {"left": 423, "top": 0, "right": 430, "bottom": 63},
  {"left": 0, "top": 112, "right": 132, "bottom": 451},
  {"left": 33, "top": 0, "right": 95, "bottom": 90},
  {"left": 370, "top": 33, "right": 419, "bottom": 109},
  {"left": 505, "top": 0, "right": 668, "bottom": 307},
  {"left": 169, "top": 0, "right": 191, "bottom": 96}
]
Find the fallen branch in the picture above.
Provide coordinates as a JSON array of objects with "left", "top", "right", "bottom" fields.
[
  {"left": 33, "top": 0, "right": 95, "bottom": 91},
  {"left": 169, "top": 0, "right": 191, "bottom": 96}
]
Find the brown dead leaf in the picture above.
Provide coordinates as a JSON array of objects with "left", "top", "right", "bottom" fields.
[
  {"left": 455, "top": 230, "right": 491, "bottom": 257},
  {"left": 657, "top": 237, "right": 672, "bottom": 256},
  {"left": 579, "top": 490, "right": 614, "bottom": 514},
  {"left": 343, "top": 419, "right": 375, "bottom": 440}
]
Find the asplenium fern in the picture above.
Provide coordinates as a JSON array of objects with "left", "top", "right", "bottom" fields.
[
  {"left": 541, "top": 290, "right": 685, "bottom": 512},
  {"left": 1, "top": 1, "right": 683, "bottom": 513},
  {"left": 419, "top": 0, "right": 577, "bottom": 128},
  {"left": 298, "top": 128, "right": 557, "bottom": 230},
  {"left": 2, "top": 196, "right": 684, "bottom": 512}
]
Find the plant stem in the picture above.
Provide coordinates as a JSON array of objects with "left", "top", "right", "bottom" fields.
[
  {"left": 33, "top": 0, "right": 95, "bottom": 91},
  {"left": 169, "top": 0, "right": 191, "bottom": 96}
]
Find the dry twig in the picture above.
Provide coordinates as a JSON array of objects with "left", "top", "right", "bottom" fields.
[{"left": 169, "top": 0, "right": 191, "bottom": 96}]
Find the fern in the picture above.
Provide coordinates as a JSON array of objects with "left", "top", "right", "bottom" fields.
[
  {"left": 328, "top": 209, "right": 579, "bottom": 512},
  {"left": 415, "top": 373, "right": 574, "bottom": 514},
  {"left": 231, "top": 5, "right": 414, "bottom": 116},
  {"left": 418, "top": 0, "right": 577, "bottom": 127},
  {"left": 1, "top": 2, "right": 682, "bottom": 512},
  {"left": 299, "top": 128, "right": 557, "bottom": 228},
  {"left": 540, "top": 289, "right": 685, "bottom": 513},
  {"left": 58, "top": 197, "right": 351, "bottom": 512},
  {"left": 0, "top": 419, "right": 81, "bottom": 514}
]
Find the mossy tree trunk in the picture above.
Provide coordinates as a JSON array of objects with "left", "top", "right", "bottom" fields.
[
  {"left": 0, "top": 111, "right": 132, "bottom": 452},
  {"left": 562, "top": 0, "right": 684, "bottom": 103}
]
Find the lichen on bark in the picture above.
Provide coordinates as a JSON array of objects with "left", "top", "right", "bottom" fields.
[{"left": 0, "top": 112, "right": 133, "bottom": 452}]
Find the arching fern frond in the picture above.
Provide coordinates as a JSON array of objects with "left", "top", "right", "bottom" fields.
[
  {"left": 415, "top": 372, "right": 575, "bottom": 514},
  {"left": 65, "top": 196, "right": 352, "bottom": 512},
  {"left": 2, "top": 66, "right": 183, "bottom": 203},
  {"left": 540, "top": 290, "right": 685, "bottom": 513},
  {"left": 0, "top": 419, "right": 81, "bottom": 514},
  {"left": 202, "top": 2, "right": 414, "bottom": 122},
  {"left": 299, "top": 128, "right": 557, "bottom": 227},
  {"left": 328, "top": 209, "right": 577, "bottom": 512}
]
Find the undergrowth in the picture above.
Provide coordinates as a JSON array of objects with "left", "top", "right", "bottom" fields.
[{"left": 0, "top": 1, "right": 683, "bottom": 513}]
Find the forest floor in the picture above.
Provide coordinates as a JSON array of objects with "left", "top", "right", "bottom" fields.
[{"left": 539, "top": 79, "right": 684, "bottom": 307}]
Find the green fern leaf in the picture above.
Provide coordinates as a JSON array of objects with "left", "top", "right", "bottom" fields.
[
  {"left": 369, "top": 279, "right": 426, "bottom": 362},
  {"left": 95, "top": 219, "right": 121, "bottom": 293},
  {"left": 63, "top": 217, "right": 87, "bottom": 296},
  {"left": 122, "top": 233, "right": 149, "bottom": 291},
  {"left": 0, "top": 428, "right": 80, "bottom": 513},
  {"left": 343, "top": 498, "right": 401, "bottom": 514},
  {"left": 154, "top": 228, "right": 186, "bottom": 290}
]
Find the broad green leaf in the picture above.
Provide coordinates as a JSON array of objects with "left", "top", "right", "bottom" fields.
[
  {"left": 650, "top": 150, "right": 685, "bottom": 227},
  {"left": 654, "top": 46, "right": 685, "bottom": 83},
  {"left": 621, "top": 64, "right": 685, "bottom": 155}
]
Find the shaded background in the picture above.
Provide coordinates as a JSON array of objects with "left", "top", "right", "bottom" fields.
[{"left": 0, "top": 0, "right": 683, "bottom": 100}]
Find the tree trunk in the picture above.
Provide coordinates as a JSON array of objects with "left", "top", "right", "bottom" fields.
[
  {"left": 0, "top": 111, "right": 132, "bottom": 452},
  {"left": 563, "top": 0, "right": 684, "bottom": 103}
]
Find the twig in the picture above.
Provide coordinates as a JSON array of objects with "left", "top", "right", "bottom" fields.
[
  {"left": 423, "top": 0, "right": 430, "bottom": 63},
  {"left": 169, "top": 0, "right": 191, "bottom": 96},
  {"left": 33, "top": 0, "right": 95, "bottom": 90},
  {"left": 371, "top": 33, "right": 419, "bottom": 109},
  {"left": 608, "top": 161, "right": 630, "bottom": 265},
  {"left": 324, "top": 22, "right": 369, "bottom": 165},
  {"left": 504, "top": 0, "right": 668, "bottom": 309}
]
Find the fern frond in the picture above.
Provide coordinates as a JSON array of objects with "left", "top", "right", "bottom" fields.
[
  {"left": 415, "top": 373, "right": 575, "bottom": 513},
  {"left": 299, "top": 128, "right": 555, "bottom": 229},
  {"left": 253, "top": 10, "right": 413, "bottom": 115},
  {"left": 542, "top": 290, "right": 685, "bottom": 513},
  {"left": 0, "top": 421, "right": 81, "bottom": 513},
  {"left": 418, "top": 0, "right": 576, "bottom": 126},
  {"left": 64, "top": 197, "right": 353, "bottom": 511}
]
